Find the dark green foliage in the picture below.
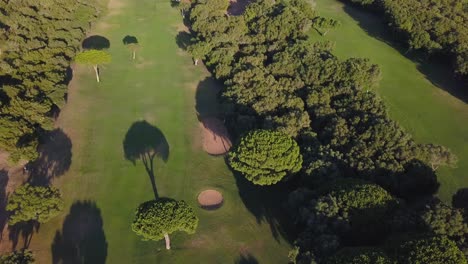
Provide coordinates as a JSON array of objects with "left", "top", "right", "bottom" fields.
[
  {"left": 290, "top": 178, "right": 397, "bottom": 259},
  {"left": 228, "top": 130, "right": 302, "bottom": 185},
  {"left": 6, "top": 183, "right": 64, "bottom": 225},
  {"left": 0, "top": 0, "right": 103, "bottom": 162},
  {"left": 397, "top": 236, "right": 467, "bottom": 264},
  {"left": 131, "top": 198, "right": 198, "bottom": 241},
  {"left": 186, "top": 0, "right": 460, "bottom": 261},
  {"left": 326, "top": 248, "right": 394, "bottom": 264},
  {"left": 345, "top": 0, "right": 468, "bottom": 77},
  {"left": 0, "top": 250, "right": 34, "bottom": 264}
]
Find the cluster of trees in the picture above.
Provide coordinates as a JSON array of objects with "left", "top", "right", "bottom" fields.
[
  {"left": 345, "top": 0, "right": 468, "bottom": 78},
  {"left": 0, "top": 0, "right": 104, "bottom": 162},
  {"left": 186, "top": 0, "right": 465, "bottom": 262}
]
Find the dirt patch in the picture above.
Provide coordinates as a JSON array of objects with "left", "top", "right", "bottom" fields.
[
  {"left": 197, "top": 190, "right": 223, "bottom": 209},
  {"left": 107, "top": 0, "right": 126, "bottom": 16},
  {"left": 200, "top": 117, "right": 232, "bottom": 155}
]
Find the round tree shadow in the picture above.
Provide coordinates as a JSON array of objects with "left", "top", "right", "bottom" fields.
[
  {"left": 122, "top": 35, "right": 138, "bottom": 45},
  {"left": 82, "top": 35, "right": 110, "bottom": 50}
]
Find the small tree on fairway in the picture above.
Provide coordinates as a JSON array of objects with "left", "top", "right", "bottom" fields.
[
  {"left": 6, "top": 184, "right": 64, "bottom": 225},
  {"left": 75, "top": 50, "right": 112, "bottom": 83},
  {"left": 228, "top": 130, "right": 303, "bottom": 185},
  {"left": 122, "top": 35, "right": 140, "bottom": 60},
  {"left": 312, "top": 17, "right": 341, "bottom": 36},
  {"left": 131, "top": 198, "right": 198, "bottom": 250}
]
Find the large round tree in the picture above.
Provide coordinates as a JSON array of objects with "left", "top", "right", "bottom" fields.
[
  {"left": 228, "top": 130, "right": 302, "bottom": 185},
  {"left": 6, "top": 184, "right": 64, "bottom": 225},
  {"left": 131, "top": 198, "right": 198, "bottom": 250}
]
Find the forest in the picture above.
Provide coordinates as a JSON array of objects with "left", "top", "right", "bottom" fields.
[
  {"left": 345, "top": 0, "right": 467, "bottom": 78},
  {"left": 0, "top": 0, "right": 104, "bottom": 162},
  {"left": 186, "top": 0, "right": 468, "bottom": 262}
]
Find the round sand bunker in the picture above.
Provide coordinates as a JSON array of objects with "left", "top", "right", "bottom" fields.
[
  {"left": 197, "top": 190, "right": 223, "bottom": 210},
  {"left": 201, "top": 117, "right": 232, "bottom": 155}
]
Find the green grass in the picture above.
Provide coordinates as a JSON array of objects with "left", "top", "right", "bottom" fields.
[
  {"left": 27, "top": 0, "right": 291, "bottom": 263},
  {"left": 314, "top": 0, "right": 468, "bottom": 201}
]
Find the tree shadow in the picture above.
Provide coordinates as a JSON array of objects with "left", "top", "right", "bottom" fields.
[
  {"left": 82, "top": 35, "right": 110, "bottom": 50},
  {"left": 341, "top": 3, "right": 468, "bottom": 103},
  {"left": 51, "top": 201, "right": 107, "bottom": 264},
  {"left": 8, "top": 221, "right": 40, "bottom": 250},
  {"left": 0, "top": 170, "right": 8, "bottom": 240},
  {"left": 195, "top": 77, "right": 222, "bottom": 119},
  {"left": 175, "top": 31, "right": 192, "bottom": 51},
  {"left": 123, "top": 121, "right": 169, "bottom": 199},
  {"left": 231, "top": 168, "right": 296, "bottom": 243},
  {"left": 235, "top": 252, "right": 259, "bottom": 264},
  {"left": 452, "top": 188, "right": 468, "bottom": 209},
  {"left": 27, "top": 129, "right": 72, "bottom": 186},
  {"left": 122, "top": 35, "right": 138, "bottom": 45}
]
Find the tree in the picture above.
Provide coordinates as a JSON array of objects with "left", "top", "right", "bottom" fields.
[
  {"left": 326, "top": 247, "right": 394, "bottom": 264},
  {"left": 228, "top": 130, "right": 303, "bottom": 185},
  {"left": 397, "top": 236, "right": 467, "bottom": 264},
  {"left": 6, "top": 184, "right": 64, "bottom": 225},
  {"left": 453, "top": 188, "right": 468, "bottom": 209},
  {"left": 75, "top": 50, "right": 112, "bottom": 83},
  {"left": 0, "top": 250, "right": 34, "bottom": 264},
  {"left": 122, "top": 35, "right": 140, "bottom": 60},
  {"left": 187, "top": 40, "right": 211, "bottom": 66},
  {"left": 312, "top": 17, "right": 341, "bottom": 36},
  {"left": 131, "top": 198, "right": 198, "bottom": 250}
]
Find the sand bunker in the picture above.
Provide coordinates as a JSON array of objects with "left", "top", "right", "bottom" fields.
[
  {"left": 197, "top": 190, "right": 223, "bottom": 209},
  {"left": 201, "top": 117, "right": 232, "bottom": 155}
]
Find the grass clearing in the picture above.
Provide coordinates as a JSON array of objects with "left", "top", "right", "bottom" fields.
[
  {"left": 24, "top": 0, "right": 291, "bottom": 262},
  {"left": 314, "top": 0, "right": 468, "bottom": 201}
]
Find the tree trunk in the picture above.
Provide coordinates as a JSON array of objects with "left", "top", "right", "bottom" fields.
[
  {"left": 133, "top": 50, "right": 136, "bottom": 60},
  {"left": 93, "top": 65, "right": 100, "bottom": 83},
  {"left": 194, "top": 59, "right": 198, "bottom": 66},
  {"left": 164, "top": 233, "right": 171, "bottom": 250}
]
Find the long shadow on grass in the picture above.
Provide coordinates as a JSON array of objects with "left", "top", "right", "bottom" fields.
[
  {"left": 195, "top": 77, "right": 222, "bottom": 119},
  {"left": 27, "top": 129, "right": 72, "bottom": 186},
  {"left": 340, "top": 2, "right": 468, "bottom": 103},
  {"left": 8, "top": 221, "right": 40, "bottom": 250},
  {"left": 51, "top": 201, "right": 107, "bottom": 264},
  {"left": 175, "top": 31, "right": 192, "bottom": 52},
  {"left": 231, "top": 169, "right": 296, "bottom": 243},
  {"left": 123, "top": 121, "right": 169, "bottom": 199}
]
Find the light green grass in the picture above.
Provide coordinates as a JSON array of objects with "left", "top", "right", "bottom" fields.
[
  {"left": 28, "top": 0, "right": 291, "bottom": 263},
  {"left": 314, "top": 0, "right": 468, "bottom": 201}
]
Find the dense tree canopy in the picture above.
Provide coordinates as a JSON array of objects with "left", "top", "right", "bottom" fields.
[
  {"left": 345, "top": 0, "right": 468, "bottom": 77},
  {"left": 6, "top": 184, "right": 64, "bottom": 225},
  {"left": 0, "top": 0, "right": 103, "bottom": 162},
  {"left": 131, "top": 198, "right": 198, "bottom": 249},
  {"left": 0, "top": 250, "right": 34, "bottom": 264},
  {"left": 228, "top": 130, "right": 302, "bottom": 185},
  {"left": 397, "top": 236, "right": 467, "bottom": 264},
  {"left": 185, "top": 0, "right": 463, "bottom": 262}
]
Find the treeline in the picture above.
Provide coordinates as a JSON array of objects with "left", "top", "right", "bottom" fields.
[
  {"left": 0, "top": 0, "right": 104, "bottom": 162},
  {"left": 185, "top": 0, "right": 467, "bottom": 263},
  {"left": 345, "top": 0, "right": 467, "bottom": 78}
]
